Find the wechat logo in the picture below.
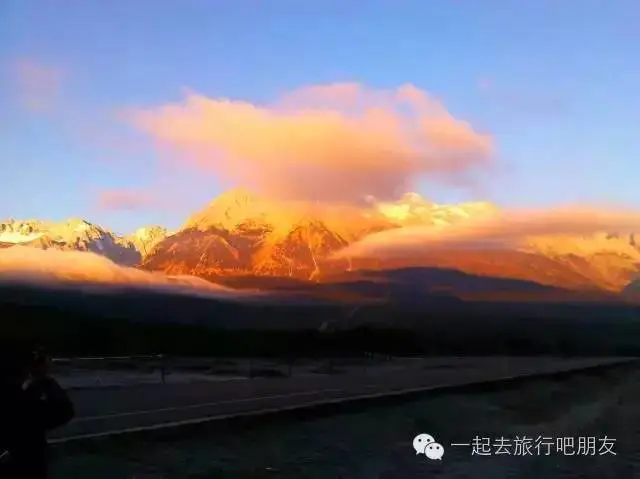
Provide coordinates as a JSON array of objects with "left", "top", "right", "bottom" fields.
[{"left": 413, "top": 433, "right": 444, "bottom": 460}]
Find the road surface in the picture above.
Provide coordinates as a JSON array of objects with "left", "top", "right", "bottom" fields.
[{"left": 51, "top": 356, "right": 636, "bottom": 442}]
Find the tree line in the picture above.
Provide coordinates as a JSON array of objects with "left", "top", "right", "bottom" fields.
[{"left": 2, "top": 301, "right": 638, "bottom": 358}]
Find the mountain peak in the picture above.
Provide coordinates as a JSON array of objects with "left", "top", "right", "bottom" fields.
[
  {"left": 184, "top": 188, "right": 274, "bottom": 231},
  {"left": 127, "top": 225, "right": 172, "bottom": 257},
  {"left": 0, "top": 217, "right": 140, "bottom": 265},
  {"left": 7, "top": 189, "right": 638, "bottom": 294},
  {"left": 131, "top": 225, "right": 168, "bottom": 240},
  {"left": 65, "top": 217, "right": 94, "bottom": 227}
]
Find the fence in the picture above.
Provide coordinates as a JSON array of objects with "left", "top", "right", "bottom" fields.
[{"left": 50, "top": 354, "right": 399, "bottom": 389}]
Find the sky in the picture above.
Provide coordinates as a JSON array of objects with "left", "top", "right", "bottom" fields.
[{"left": 1, "top": 0, "right": 639, "bottom": 235}]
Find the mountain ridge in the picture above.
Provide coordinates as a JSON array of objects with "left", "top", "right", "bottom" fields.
[
  {"left": 141, "top": 189, "right": 640, "bottom": 293},
  {"left": 3, "top": 189, "right": 640, "bottom": 295},
  {"left": 0, "top": 218, "right": 171, "bottom": 264}
]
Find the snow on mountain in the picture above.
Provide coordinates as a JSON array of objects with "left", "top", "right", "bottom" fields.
[
  {"left": 525, "top": 233, "right": 640, "bottom": 259},
  {"left": 368, "top": 194, "right": 640, "bottom": 287},
  {"left": 0, "top": 220, "right": 46, "bottom": 243},
  {"left": 0, "top": 219, "right": 179, "bottom": 264},
  {"left": 370, "top": 192, "right": 499, "bottom": 226},
  {"left": 126, "top": 226, "right": 173, "bottom": 258},
  {"left": 0, "top": 218, "right": 141, "bottom": 265},
  {"left": 143, "top": 190, "right": 640, "bottom": 291},
  {"left": 184, "top": 188, "right": 271, "bottom": 232},
  {"left": 141, "top": 189, "right": 390, "bottom": 280},
  {"left": 521, "top": 233, "right": 640, "bottom": 291},
  {"left": 183, "top": 188, "right": 392, "bottom": 240},
  {"left": 3, "top": 190, "right": 640, "bottom": 293}
]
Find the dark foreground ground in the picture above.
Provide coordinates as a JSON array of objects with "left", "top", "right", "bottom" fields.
[
  {"left": 51, "top": 361, "right": 639, "bottom": 478},
  {"left": 51, "top": 357, "right": 629, "bottom": 440}
]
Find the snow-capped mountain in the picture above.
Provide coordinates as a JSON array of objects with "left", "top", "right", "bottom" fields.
[
  {"left": 0, "top": 219, "right": 170, "bottom": 265},
  {"left": 4, "top": 190, "right": 640, "bottom": 294},
  {"left": 141, "top": 189, "right": 640, "bottom": 292},
  {"left": 184, "top": 188, "right": 393, "bottom": 241},
  {"left": 371, "top": 193, "right": 640, "bottom": 290},
  {"left": 125, "top": 226, "right": 173, "bottom": 257},
  {"left": 143, "top": 189, "right": 371, "bottom": 279},
  {"left": 142, "top": 189, "right": 392, "bottom": 279},
  {"left": 370, "top": 192, "right": 499, "bottom": 226},
  {"left": 522, "top": 233, "right": 640, "bottom": 291}
]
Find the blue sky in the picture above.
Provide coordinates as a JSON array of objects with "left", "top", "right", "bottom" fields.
[{"left": 2, "top": 0, "right": 639, "bottom": 235}]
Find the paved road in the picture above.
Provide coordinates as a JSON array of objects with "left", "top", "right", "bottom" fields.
[{"left": 51, "top": 357, "right": 636, "bottom": 441}]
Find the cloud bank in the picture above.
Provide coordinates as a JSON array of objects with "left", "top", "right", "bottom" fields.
[
  {"left": 336, "top": 207, "right": 640, "bottom": 259},
  {"left": 129, "top": 83, "right": 493, "bottom": 203},
  {"left": 0, "top": 246, "right": 261, "bottom": 301}
]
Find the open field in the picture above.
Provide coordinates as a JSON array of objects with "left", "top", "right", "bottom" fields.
[
  {"left": 52, "top": 356, "right": 402, "bottom": 389},
  {"left": 51, "top": 357, "right": 633, "bottom": 440},
  {"left": 51, "top": 360, "right": 640, "bottom": 478}
]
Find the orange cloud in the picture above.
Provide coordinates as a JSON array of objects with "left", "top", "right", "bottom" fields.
[
  {"left": 11, "top": 59, "right": 64, "bottom": 112},
  {"left": 129, "top": 83, "right": 493, "bottom": 203},
  {"left": 336, "top": 207, "right": 640, "bottom": 259},
  {"left": 96, "top": 189, "right": 156, "bottom": 211},
  {"left": 0, "top": 246, "right": 263, "bottom": 301}
]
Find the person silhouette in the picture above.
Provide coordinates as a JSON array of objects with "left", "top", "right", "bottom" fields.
[
  {"left": 0, "top": 345, "right": 32, "bottom": 478},
  {"left": 0, "top": 346, "right": 74, "bottom": 479}
]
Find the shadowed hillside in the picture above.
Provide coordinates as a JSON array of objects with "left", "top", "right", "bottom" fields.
[
  {"left": 206, "top": 266, "right": 618, "bottom": 304},
  {"left": 2, "top": 277, "right": 640, "bottom": 358}
]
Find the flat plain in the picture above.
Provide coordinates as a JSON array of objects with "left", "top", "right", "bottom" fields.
[{"left": 50, "top": 359, "right": 639, "bottom": 478}]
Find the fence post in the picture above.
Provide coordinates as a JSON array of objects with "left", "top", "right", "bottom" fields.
[
  {"left": 159, "top": 354, "right": 166, "bottom": 385},
  {"left": 287, "top": 358, "right": 294, "bottom": 377}
]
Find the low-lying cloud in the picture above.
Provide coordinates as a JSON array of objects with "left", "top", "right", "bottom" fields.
[
  {"left": 336, "top": 207, "right": 640, "bottom": 259},
  {"left": 0, "top": 246, "right": 262, "bottom": 301},
  {"left": 129, "top": 83, "right": 493, "bottom": 203}
]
